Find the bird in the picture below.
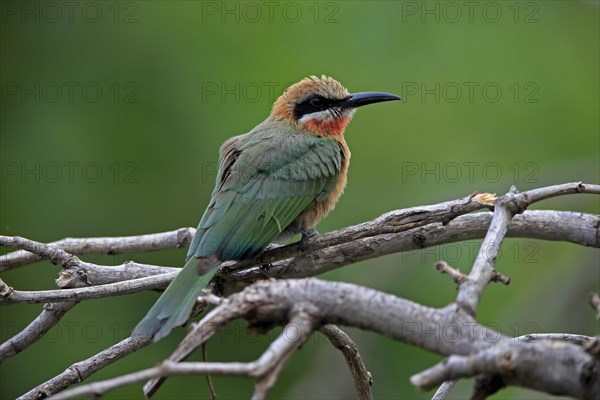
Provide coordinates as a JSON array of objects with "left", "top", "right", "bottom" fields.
[{"left": 132, "top": 75, "right": 400, "bottom": 341}]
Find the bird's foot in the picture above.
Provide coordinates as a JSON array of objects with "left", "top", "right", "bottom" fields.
[
  {"left": 259, "top": 243, "right": 282, "bottom": 268},
  {"left": 298, "top": 228, "right": 319, "bottom": 251}
]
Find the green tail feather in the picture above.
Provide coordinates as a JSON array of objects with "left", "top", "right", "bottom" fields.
[{"left": 132, "top": 255, "right": 220, "bottom": 341}]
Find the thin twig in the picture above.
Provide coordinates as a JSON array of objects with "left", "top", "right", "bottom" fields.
[
  {"left": 319, "top": 324, "right": 373, "bottom": 400},
  {"left": 435, "top": 261, "right": 467, "bottom": 285},
  {"left": 49, "top": 311, "right": 316, "bottom": 400},
  {"left": 202, "top": 344, "right": 217, "bottom": 400},
  {"left": 19, "top": 336, "right": 152, "bottom": 400},
  {"left": 0, "top": 227, "right": 196, "bottom": 270},
  {"left": 514, "top": 182, "right": 600, "bottom": 205},
  {"left": 0, "top": 236, "right": 79, "bottom": 268},
  {"left": 431, "top": 380, "right": 456, "bottom": 400},
  {"left": 0, "top": 234, "right": 177, "bottom": 288},
  {"left": 0, "top": 301, "right": 78, "bottom": 361},
  {"left": 47, "top": 360, "right": 256, "bottom": 400},
  {"left": 143, "top": 294, "right": 257, "bottom": 397},
  {"left": 251, "top": 311, "right": 316, "bottom": 400},
  {"left": 590, "top": 293, "right": 600, "bottom": 319},
  {"left": 490, "top": 271, "right": 511, "bottom": 285},
  {"left": 1, "top": 271, "right": 178, "bottom": 305},
  {"left": 514, "top": 333, "right": 595, "bottom": 346},
  {"left": 56, "top": 262, "right": 177, "bottom": 287},
  {"left": 455, "top": 188, "right": 521, "bottom": 315}
]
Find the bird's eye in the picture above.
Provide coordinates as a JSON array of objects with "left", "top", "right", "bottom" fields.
[
  {"left": 292, "top": 95, "right": 332, "bottom": 120},
  {"left": 309, "top": 97, "right": 324, "bottom": 108}
]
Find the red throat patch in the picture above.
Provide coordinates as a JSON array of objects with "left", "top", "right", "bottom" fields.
[{"left": 304, "top": 116, "right": 351, "bottom": 137}]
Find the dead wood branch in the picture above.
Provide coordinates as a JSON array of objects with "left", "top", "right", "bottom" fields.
[
  {"left": 2, "top": 182, "right": 598, "bottom": 399},
  {"left": 46, "top": 279, "right": 600, "bottom": 400},
  {"left": 319, "top": 324, "right": 373, "bottom": 400}
]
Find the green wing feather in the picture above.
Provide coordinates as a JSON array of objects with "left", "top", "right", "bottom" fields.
[
  {"left": 188, "top": 124, "right": 344, "bottom": 261},
  {"left": 134, "top": 122, "right": 344, "bottom": 341}
]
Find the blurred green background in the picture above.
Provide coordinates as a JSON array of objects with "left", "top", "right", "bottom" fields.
[{"left": 1, "top": 1, "right": 599, "bottom": 399}]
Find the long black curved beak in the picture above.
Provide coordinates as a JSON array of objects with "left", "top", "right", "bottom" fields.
[{"left": 339, "top": 91, "right": 401, "bottom": 109}]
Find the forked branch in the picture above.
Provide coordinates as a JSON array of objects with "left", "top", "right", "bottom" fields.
[
  {"left": 2, "top": 182, "right": 598, "bottom": 400},
  {"left": 48, "top": 279, "right": 600, "bottom": 400}
]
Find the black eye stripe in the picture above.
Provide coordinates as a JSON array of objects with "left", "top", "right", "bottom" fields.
[{"left": 293, "top": 95, "right": 338, "bottom": 120}]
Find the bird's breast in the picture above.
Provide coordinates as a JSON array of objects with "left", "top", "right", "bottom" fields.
[{"left": 298, "top": 137, "right": 350, "bottom": 229}]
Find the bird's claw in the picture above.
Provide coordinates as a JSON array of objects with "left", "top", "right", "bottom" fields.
[
  {"left": 298, "top": 228, "right": 318, "bottom": 251},
  {"left": 259, "top": 243, "right": 282, "bottom": 269},
  {"left": 259, "top": 263, "right": 271, "bottom": 271}
]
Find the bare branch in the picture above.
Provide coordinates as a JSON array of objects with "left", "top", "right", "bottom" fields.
[
  {"left": 490, "top": 271, "right": 511, "bottom": 285},
  {"left": 45, "top": 279, "right": 599, "bottom": 400},
  {"left": 224, "top": 210, "right": 599, "bottom": 284},
  {"left": 0, "top": 250, "right": 172, "bottom": 360},
  {"left": 0, "top": 235, "right": 79, "bottom": 268},
  {"left": 6, "top": 183, "right": 599, "bottom": 399},
  {"left": 455, "top": 190, "right": 518, "bottom": 315},
  {"left": 17, "top": 273, "right": 600, "bottom": 399},
  {"left": 429, "top": 333, "right": 596, "bottom": 400},
  {"left": 513, "top": 182, "right": 600, "bottom": 207},
  {"left": 251, "top": 312, "right": 316, "bottom": 400},
  {"left": 0, "top": 277, "right": 14, "bottom": 297},
  {"left": 2, "top": 185, "right": 596, "bottom": 281},
  {"left": 515, "top": 333, "right": 595, "bottom": 346},
  {"left": 2, "top": 209, "right": 596, "bottom": 307},
  {"left": 3, "top": 207, "right": 597, "bottom": 288},
  {"left": 431, "top": 380, "right": 456, "bottom": 400},
  {"left": 47, "top": 360, "right": 255, "bottom": 400},
  {"left": 201, "top": 344, "right": 217, "bottom": 400},
  {"left": 56, "top": 262, "right": 177, "bottom": 288},
  {"left": 227, "top": 183, "right": 598, "bottom": 275},
  {"left": 0, "top": 241, "right": 172, "bottom": 361},
  {"left": 319, "top": 324, "right": 373, "bottom": 400},
  {"left": 452, "top": 183, "right": 600, "bottom": 317},
  {"left": 590, "top": 293, "right": 600, "bottom": 318},
  {"left": 0, "top": 234, "right": 176, "bottom": 289},
  {"left": 0, "top": 228, "right": 195, "bottom": 271},
  {"left": 0, "top": 301, "right": 77, "bottom": 362},
  {"left": 49, "top": 312, "right": 316, "bottom": 400},
  {"left": 143, "top": 293, "right": 258, "bottom": 396},
  {"left": 252, "top": 358, "right": 287, "bottom": 400},
  {"left": 583, "top": 337, "right": 600, "bottom": 359},
  {"left": 435, "top": 261, "right": 467, "bottom": 285},
  {"left": 1, "top": 272, "right": 178, "bottom": 305},
  {"left": 246, "top": 279, "right": 599, "bottom": 399},
  {"left": 19, "top": 336, "right": 151, "bottom": 400},
  {"left": 417, "top": 184, "right": 600, "bottom": 397},
  {"left": 227, "top": 192, "right": 495, "bottom": 273},
  {"left": 410, "top": 339, "right": 597, "bottom": 399}
]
